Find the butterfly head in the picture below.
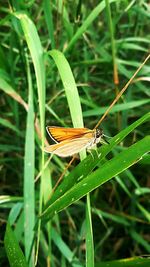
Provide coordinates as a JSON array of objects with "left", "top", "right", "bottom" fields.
[
  {"left": 95, "top": 128, "right": 109, "bottom": 144},
  {"left": 96, "top": 128, "right": 103, "bottom": 138}
]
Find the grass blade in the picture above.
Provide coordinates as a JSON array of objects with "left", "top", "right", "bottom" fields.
[
  {"left": 86, "top": 195, "right": 94, "bottom": 267},
  {"left": 48, "top": 49, "right": 93, "bottom": 265},
  {"left": 51, "top": 228, "right": 83, "bottom": 267},
  {"left": 83, "top": 99, "right": 150, "bottom": 117},
  {"left": 43, "top": 0, "right": 55, "bottom": 48},
  {"left": 15, "top": 13, "right": 45, "bottom": 134},
  {"left": 130, "top": 230, "right": 150, "bottom": 253},
  {"left": 0, "top": 77, "right": 28, "bottom": 110},
  {"left": 49, "top": 49, "right": 84, "bottom": 128},
  {"left": 15, "top": 12, "right": 46, "bottom": 264},
  {"left": 24, "top": 59, "right": 35, "bottom": 266},
  {"left": 65, "top": 0, "right": 116, "bottom": 52},
  {"left": 95, "top": 257, "right": 150, "bottom": 267},
  {"left": 0, "top": 118, "right": 22, "bottom": 136},
  {"left": 4, "top": 223, "right": 28, "bottom": 267}
]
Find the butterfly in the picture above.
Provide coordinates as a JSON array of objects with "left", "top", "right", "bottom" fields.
[{"left": 44, "top": 126, "right": 107, "bottom": 157}]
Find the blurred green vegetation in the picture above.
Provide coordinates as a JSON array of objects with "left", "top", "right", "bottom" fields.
[{"left": 0, "top": 1, "right": 150, "bottom": 267}]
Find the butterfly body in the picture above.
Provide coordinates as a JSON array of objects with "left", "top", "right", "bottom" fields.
[{"left": 45, "top": 126, "right": 104, "bottom": 157}]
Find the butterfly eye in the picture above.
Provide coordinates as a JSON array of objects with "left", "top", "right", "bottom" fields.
[{"left": 96, "top": 129, "right": 103, "bottom": 138}]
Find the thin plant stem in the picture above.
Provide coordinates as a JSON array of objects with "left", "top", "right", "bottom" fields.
[{"left": 94, "top": 54, "right": 150, "bottom": 130}]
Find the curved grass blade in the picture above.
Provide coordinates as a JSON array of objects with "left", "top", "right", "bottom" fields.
[
  {"left": 49, "top": 49, "right": 84, "bottom": 129},
  {"left": 15, "top": 13, "right": 45, "bottom": 135}
]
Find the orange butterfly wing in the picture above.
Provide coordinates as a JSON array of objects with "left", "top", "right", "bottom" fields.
[{"left": 46, "top": 126, "right": 93, "bottom": 142}]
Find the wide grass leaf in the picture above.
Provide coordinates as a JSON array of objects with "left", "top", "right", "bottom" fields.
[
  {"left": 4, "top": 223, "right": 28, "bottom": 267},
  {"left": 49, "top": 49, "right": 84, "bottom": 128},
  {"left": 15, "top": 12, "right": 45, "bottom": 135}
]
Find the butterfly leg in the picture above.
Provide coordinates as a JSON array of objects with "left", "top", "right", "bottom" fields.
[
  {"left": 87, "top": 148, "right": 95, "bottom": 160},
  {"left": 87, "top": 142, "right": 99, "bottom": 159}
]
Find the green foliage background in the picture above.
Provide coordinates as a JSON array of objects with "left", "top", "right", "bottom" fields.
[{"left": 0, "top": 1, "right": 150, "bottom": 267}]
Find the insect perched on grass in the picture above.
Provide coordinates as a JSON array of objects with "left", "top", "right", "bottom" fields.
[{"left": 44, "top": 126, "right": 108, "bottom": 157}]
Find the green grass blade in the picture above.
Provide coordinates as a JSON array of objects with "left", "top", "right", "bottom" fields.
[
  {"left": 0, "top": 118, "right": 22, "bottom": 136},
  {"left": 15, "top": 12, "right": 46, "bottom": 264},
  {"left": 49, "top": 49, "right": 84, "bottom": 128},
  {"left": 42, "top": 165, "right": 52, "bottom": 262},
  {"left": 83, "top": 99, "right": 150, "bottom": 117},
  {"left": 24, "top": 59, "right": 35, "bottom": 266},
  {"left": 136, "top": 203, "right": 150, "bottom": 222},
  {"left": 0, "top": 77, "right": 28, "bottom": 110},
  {"left": 86, "top": 195, "right": 94, "bottom": 267},
  {"left": 95, "top": 257, "right": 150, "bottom": 267},
  {"left": 92, "top": 207, "right": 130, "bottom": 226},
  {"left": 43, "top": 0, "right": 55, "bottom": 48},
  {"left": 15, "top": 13, "right": 45, "bottom": 135},
  {"left": 41, "top": 136, "right": 150, "bottom": 221},
  {"left": 8, "top": 203, "right": 23, "bottom": 226},
  {"left": 130, "top": 230, "right": 150, "bottom": 253},
  {"left": 51, "top": 228, "right": 83, "bottom": 267},
  {"left": 65, "top": 0, "right": 116, "bottom": 52},
  {"left": 4, "top": 223, "right": 28, "bottom": 267},
  {"left": 49, "top": 49, "right": 93, "bottom": 264},
  {"left": 105, "top": 0, "right": 117, "bottom": 85}
]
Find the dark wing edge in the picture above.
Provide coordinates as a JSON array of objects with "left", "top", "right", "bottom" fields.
[{"left": 46, "top": 126, "right": 92, "bottom": 143}]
